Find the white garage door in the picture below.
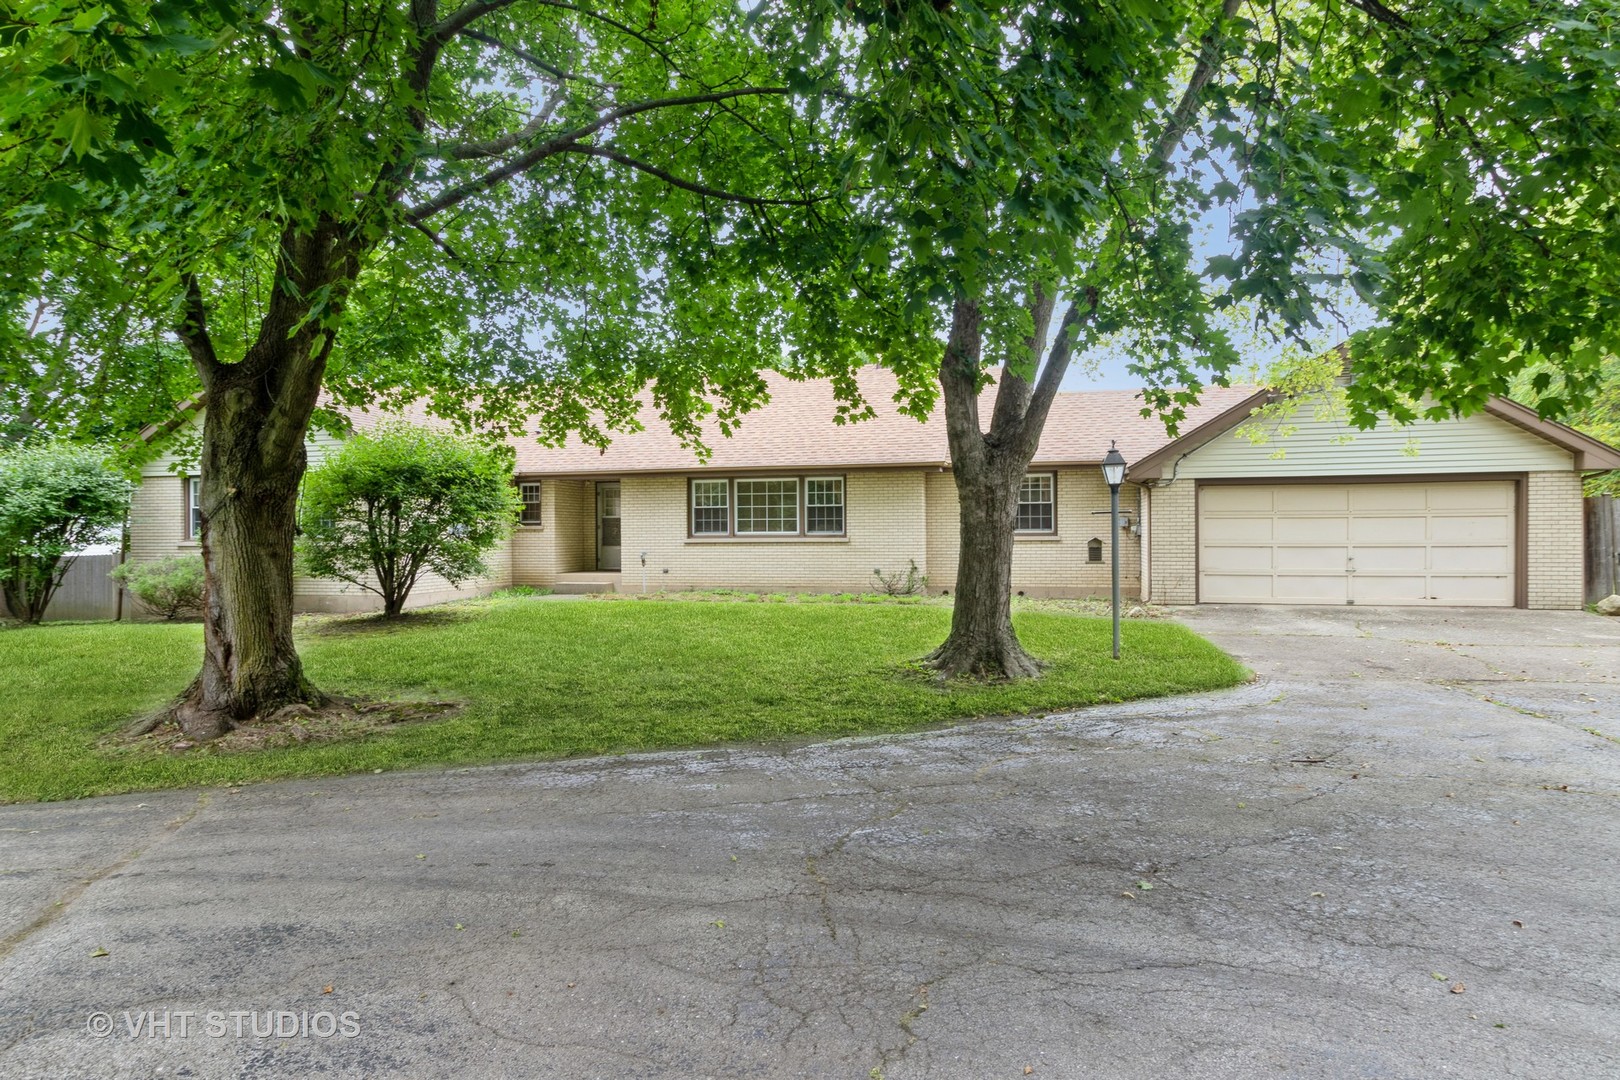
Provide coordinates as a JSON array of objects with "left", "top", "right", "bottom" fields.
[{"left": 1198, "top": 481, "right": 1516, "bottom": 606}]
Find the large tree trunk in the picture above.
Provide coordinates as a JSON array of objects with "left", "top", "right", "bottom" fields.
[
  {"left": 169, "top": 224, "right": 356, "bottom": 740},
  {"left": 920, "top": 291, "right": 1090, "bottom": 682},
  {"left": 173, "top": 371, "right": 327, "bottom": 740},
  {"left": 925, "top": 455, "right": 1044, "bottom": 680}
]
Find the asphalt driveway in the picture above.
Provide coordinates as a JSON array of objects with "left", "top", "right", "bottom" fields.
[{"left": 2, "top": 606, "right": 1618, "bottom": 1079}]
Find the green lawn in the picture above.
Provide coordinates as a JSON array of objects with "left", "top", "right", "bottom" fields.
[{"left": 0, "top": 595, "right": 1248, "bottom": 803}]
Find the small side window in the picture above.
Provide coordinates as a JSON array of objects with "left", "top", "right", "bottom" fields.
[
  {"left": 519, "top": 481, "right": 542, "bottom": 525},
  {"left": 188, "top": 477, "right": 203, "bottom": 539}
]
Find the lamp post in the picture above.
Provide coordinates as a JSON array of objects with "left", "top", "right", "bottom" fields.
[{"left": 1101, "top": 441, "right": 1127, "bottom": 660}]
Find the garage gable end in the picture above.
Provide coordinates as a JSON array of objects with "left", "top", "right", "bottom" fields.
[{"left": 1169, "top": 399, "right": 1572, "bottom": 479}]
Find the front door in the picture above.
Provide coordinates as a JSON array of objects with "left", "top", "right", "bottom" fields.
[{"left": 596, "top": 482, "right": 621, "bottom": 571}]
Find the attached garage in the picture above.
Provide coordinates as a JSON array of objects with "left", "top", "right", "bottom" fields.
[
  {"left": 1197, "top": 480, "right": 1517, "bottom": 607},
  {"left": 1132, "top": 391, "right": 1620, "bottom": 610}
]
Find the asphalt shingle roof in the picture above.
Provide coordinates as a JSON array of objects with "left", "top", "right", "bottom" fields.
[{"left": 504, "top": 368, "right": 1259, "bottom": 475}]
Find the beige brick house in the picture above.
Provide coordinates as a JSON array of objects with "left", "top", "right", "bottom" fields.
[{"left": 127, "top": 368, "right": 1618, "bottom": 612}]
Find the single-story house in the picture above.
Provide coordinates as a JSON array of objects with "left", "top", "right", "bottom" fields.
[{"left": 127, "top": 367, "right": 1620, "bottom": 612}]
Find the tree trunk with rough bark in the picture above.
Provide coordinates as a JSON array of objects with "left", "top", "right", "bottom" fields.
[
  {"left": 168, "top": 222, "right": 356, "bottom": 741},
  {"left": 171, "top": 366, "right": 328, "bottom": 741},
  {"left": 921, "top": 290, "right": 1092, "bottom": 682},
  {"left": 926, "top": 454, "right": 1044, "bottom": 679}
]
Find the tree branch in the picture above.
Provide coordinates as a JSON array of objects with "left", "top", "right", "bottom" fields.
[
  {"left": 405, "top": 87, "right": 791, "bottom": 222},
  {"left": 558, "top": 144, "right": 826, "bottom": 206},
  {"left": 1149, "top": 0, "right": 1244, "bottom": 170},
  {"left": 431, "top": 98, "right": 560, "bottom": 160},
  {"left": 177, "top": 274, "right": 223, "bottom": 384},
  {"left": 460, "top": 28, "right": 617, "bottom": 88},
  {"left": 430, "top": 0, "right": 522, "bottom": 43},
  {"left": 1014, "top": 289, "right": 1100, "bottom": 463},
  {"left": 939, "top": 297, "right": 988, "bottom": 476},
  {"left": 987, "top": 282, "right": 1056, "bottom": 444},
  {"left": 1340, "top": 0, "right": 1410, "bottom": 30}
]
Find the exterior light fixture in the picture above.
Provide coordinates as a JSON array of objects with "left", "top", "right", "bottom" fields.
[{"left": 1101, "top": 441, "right": 1127, "bottom": 660}]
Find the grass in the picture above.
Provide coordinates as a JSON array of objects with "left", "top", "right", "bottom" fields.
[{"left": 0, "top": 594, "right": 1248, "bottom": 803}]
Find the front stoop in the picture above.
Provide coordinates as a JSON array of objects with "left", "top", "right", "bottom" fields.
[{"left": 552, "top": 572, "right": 621, "bottom": 595}]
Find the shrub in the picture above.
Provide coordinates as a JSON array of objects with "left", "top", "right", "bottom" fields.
[
  {"left": 0, "top": 443, "right": 132, "bottom": 623},
  {"left": 872, "top": 559, "right": 928, "bottom": 597},
  {"left": 297, "top": 423, "right": 522, "bottom": 617},
  {"left": 111, "top": 556, "right": 206, "bottom": 620}
]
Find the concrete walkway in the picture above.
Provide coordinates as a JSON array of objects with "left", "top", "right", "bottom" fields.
[{"left": 2, "top": 607, "right": 1617, "bottom": 1079}]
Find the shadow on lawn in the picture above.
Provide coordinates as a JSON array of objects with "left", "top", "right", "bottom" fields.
[{"left": 300, "top": 606, "right": 485, "bottom": 637}]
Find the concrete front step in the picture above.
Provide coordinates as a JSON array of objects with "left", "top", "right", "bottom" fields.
[{"left": 552, "top": 576, "right": 619, "bottom": 595}]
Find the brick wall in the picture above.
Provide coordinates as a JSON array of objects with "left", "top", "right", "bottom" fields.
[
  {"left": 508, "top": 478, "right": 594, "bottom": 586},
  {"left": 925, "top": 469, "right": 1143, "bottom": 598},
  {"left": 618, "top": 471, "right": 929, "bottom": 593},
  {"left": 1145, "top": 482, "right": 1197, "bottom": 605},
  {"left": 1525, "top": 470, "right": 1584, "bottom": 609},
  {"left": 126, "top": 466, "right": 513, "bottom": 617}
]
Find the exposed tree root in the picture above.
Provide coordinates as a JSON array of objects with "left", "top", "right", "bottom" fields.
[
  {"left": 113, "top": 696, "right": 459, "bottom": 754},
  {"left": 128, "top": 676, "right": 331, "bottom": 743},
  {"left": 920, "top": 634, "right": 1047, "bottom": 683}
]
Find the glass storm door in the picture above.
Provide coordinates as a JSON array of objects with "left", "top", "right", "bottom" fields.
[{"left": 596, "top": 482, "right": 622, "bottom": 571}]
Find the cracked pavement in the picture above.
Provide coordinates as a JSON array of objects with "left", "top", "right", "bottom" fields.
[{"left": 2, "top": 605, "right": 1618, "bottom": 1079}]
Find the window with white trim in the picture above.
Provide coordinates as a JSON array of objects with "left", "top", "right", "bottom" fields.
[
  {"left": 518, "top": 481, "right": 542, "bottom": 525},
  {"left": 1016, "top": 473, "right": 1055, "bottom": 533},
  {"left": 188, "top": 476, "right": 203, "bottom": 539},
  {"left": 691, "top": 479, "right": 730, "bottom": 536},
  {"left": 734, "top": 478, "right": 799, "bottom": 534},
  {"left": 805, "top": 477, "right": 845, "bottom": 535}
]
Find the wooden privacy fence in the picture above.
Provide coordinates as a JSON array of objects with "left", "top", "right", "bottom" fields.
[
  {"left": 1589, "top": 495, "right": 1619, "bottom": 604},
  {"left": 0, "top": 552, "right": 123, "bottom": 622}
]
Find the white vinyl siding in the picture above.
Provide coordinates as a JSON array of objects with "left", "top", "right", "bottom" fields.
[{"left": 1177, "top": 398, "right": 1573, "bottom": 478}]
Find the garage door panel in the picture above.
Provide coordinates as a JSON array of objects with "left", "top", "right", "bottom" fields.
[
  {"left": 1349, "top": 516, "right": 1428, "bottom": 543},
  {"left": 1201, "top": 487, "right": 1279, "bottom": 513},
  {"left": 1273, "top": 487, "right": 1351, "bottom": 513},
  {"left": 1201, "top": 517, "right": 1275, "bottom": 543},
  {"left": 1275, "top": 546, "right": 1350, "bottom": 571},
  {"left": 1430, "top": 516, "right": 1512, "bottom": 543},
  {"left": 1354, "top": 546, "right": 1429, "bottom": 572},
  {"left": 1200, "top": 574, "right": 1287, "bottom": 603},
  {"left": 1273, "top": 575, "right": 1351, "bottom": 602},
  {"left": 1198, "top": 480, "right": 1515, "bottom": 608},
  {"left": 1275, "top": 517, "right": 1348, "bottom": 542},
  {"left": 1201, "top": 545, "right": 1275, "bottom": 572},
  {"left": 1350, "top": 485, "right": 1428, "bottom": 511},
  {"left": 1431, "top": 546, "right": 1513, "bottom": 573},
  {"left": 1427, "top": 483, "right": 1514, "bottom": 510},
  {"left": 1351, "top": 576, "right": 1432, "bottom": 603}
]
